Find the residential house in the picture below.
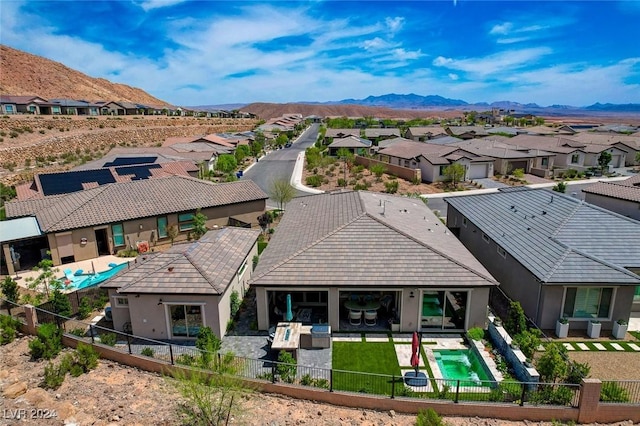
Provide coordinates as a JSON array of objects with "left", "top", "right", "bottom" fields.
[
  {"left": 101, "top": 227, "right": 260, "bottom": 338},
  {"left": 377, "top": 140, "right": 493, "bottom": 182},
  {"left": 405, "top": 126, "right": 449, "bottom": 142},
  {"left": 251, "top": 191, "right": 498, "bottom": 332},
  {"left": 49, "top": 99, "right": 100, "bottom": 116},
  {"left": 363, "top": 128, "right": 402, "bottom": 145},
  {"left": 445, "top": 126, "right": 489, "bottom": 140},
  {"left": 324, "top": 128, "right": 361, "bottom": 145},
  {"left": 582, "top": 174, "right": 640, "bottom": 221},
  {"left": 0, "top": 95, "right": 53, "bottom": 115},
  {"left": 446, "top": 188, "right": 640, "bottom": 331},
  {"left": 2, "top": 176, "right": 267, "bottom": 275},
  {"left": 504, "top": 135, "right": 628, "bottom": 174},
  {"left": 450, "top": 139, "right": 556, "bottom": 178},
  {"left": 525, "top": 125, "right": 577, "bottom": 136},
  {"left": 568, "top": 132, "right": 640, "bottom": 166},
  {"left": 327, "top": 136, "right": 372, "bottom": 156}
]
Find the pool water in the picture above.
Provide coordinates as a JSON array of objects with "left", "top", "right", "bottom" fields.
[
  {"left": 433, "top": 349, "right": 492, "bottom": 386},
  {"left": 61, "top": 262, "right": 128, "bottom": 290}
]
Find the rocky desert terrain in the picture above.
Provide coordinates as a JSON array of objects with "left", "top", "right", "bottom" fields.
[{"left": 4, "top": 335, "right": 637, "bottom": 426}]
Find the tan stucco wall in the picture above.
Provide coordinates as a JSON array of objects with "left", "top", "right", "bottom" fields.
[
  {"left": 584, "top": 193, "right": 640, "bottom": 221},
  {"left": 107, "top": 289, "right": 131, "bottom": 333}
]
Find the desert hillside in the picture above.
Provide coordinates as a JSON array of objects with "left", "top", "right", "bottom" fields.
[
  {"left": 0, "top": 45, "right": 171, "bottom": 107},
  {"left": 242, "top": 102, "right": 464, "bottom": 121}
]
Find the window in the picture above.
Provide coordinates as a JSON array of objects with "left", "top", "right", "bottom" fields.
[
  {"left": 5, "top": 105, "right": 14, "bottom": 113},
  {"left": 237, "top": 260, "right": 248, "bottom": 278},
  {"left": 112, "top": 223, "right": 125, "bottom": 247},
  {"left": 541, "top": 157, "right": 549, "bottom": 167},
  {"left": 497, "top": 246, "right": 506, "bottom": 258},
  {"left": 168, "top": 304, "right": 204, "bottom": 338},
  {"left": 563, "top": 287, "right": 613, "bottom": 319},
  {"left": 571, "top": 154, "right": 580, "bottom": 164},
  {"left": 439, "top": 165, "right": 447, "bottom": 176},
  {"left": 113, "top": 297, "right": 129, "bottom": 307},
  {"left": 157, "top": 216, "right": 168, "bottom": 239},
  {"left": 482, "top": 233, "right": 490, "bottom": 243},
  {"left": 404, "top": 159, "right": 410, "bottom": 167},
  {"left": 178, "top": 212, "right": 195, "bottom": 231}
]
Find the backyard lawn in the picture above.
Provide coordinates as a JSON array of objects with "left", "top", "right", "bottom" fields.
[{"left": 332, "top": 340, "right": 401, "bottom": 394}]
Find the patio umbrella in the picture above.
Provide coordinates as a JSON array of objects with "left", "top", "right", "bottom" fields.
[
  {"left": 411, "top": 331, "right": 420, "bottom": 373},
  {"left": 285, "top": 294, "right": 293, "bottom": 321}
]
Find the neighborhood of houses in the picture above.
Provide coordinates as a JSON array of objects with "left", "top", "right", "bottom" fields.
[{"left": 1, "top": 103, "right": 640, "bottom": 419}]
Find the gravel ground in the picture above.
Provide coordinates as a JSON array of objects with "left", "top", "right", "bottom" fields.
[{"left": 2, "top": 336, "right": 639, "bottom": 425}]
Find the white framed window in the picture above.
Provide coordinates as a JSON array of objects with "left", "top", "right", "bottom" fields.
[
  {"left": 482, "top": 233, "right": 490, "bottom": 243},
  {"left": 237, "top": 260, "right": 248, "bottom": 279},
  {"left": 178, "top": 212, "right": 195, "bottom": 231},
  {"left": 497, "top": 246, "right": 506, "bottom": 258},
  {"left": 563, "top": 287, "right": 613, "bottom": 319},
  {"left": 113, "top": 296, "right": 129, "bottom": 307}
]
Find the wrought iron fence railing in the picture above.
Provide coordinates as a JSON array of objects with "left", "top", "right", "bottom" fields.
[{"left": 1, "top": 299, "right": 637, "bottom": 408}]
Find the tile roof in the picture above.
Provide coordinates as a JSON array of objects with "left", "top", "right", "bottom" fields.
[
  {"left": 445, "top": 188, "right": 640, "bottom": 284},
  {"left": 582, "top": 175, "right": 640, "bottom": 203},
  {"left": 103, "top": 227, "right": 260, "bottom": 294},
  {"left": 364, "top": 128, "right": 402, "bottom": 138},
  {"left": 325, "top": 129, "right": 361, "bottom": 138},
  {"left": 251, "top": 191, "right": 497, "bottom": 288},
  {"left": 328, "top": 136, "right": 372, "bottom": 148},
  {"left": 6, "top": 176, "right": 268, "bottom": 233},
  {"left": 450, "top": 139, "right": 556, "bottom": 159}
]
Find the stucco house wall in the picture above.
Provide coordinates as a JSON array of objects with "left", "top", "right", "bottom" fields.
[{"left": 584, "top": 193, "right": 640, "bottom": 221}]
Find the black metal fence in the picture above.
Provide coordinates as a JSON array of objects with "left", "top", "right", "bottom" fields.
[
  {"left": 2, "top": 300, "right": 638, "bottom": 408},
  {"left": 35, "top": 286, "right": 108, "bottom": 324}
]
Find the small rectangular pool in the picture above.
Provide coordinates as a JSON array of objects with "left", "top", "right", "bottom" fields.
[{"left": 433, "top": 349, "right": 492, "bottom": 386}]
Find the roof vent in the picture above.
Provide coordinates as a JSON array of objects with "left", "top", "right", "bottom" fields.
[
  {"left": 510, "top": 205, "right": 515, "bottom": 209},
  {"left": 168, "top": 266, "right": 174, "bottom": 272},
  {"left": 542, "top": 211, "right": 547, "bottom": 215}
]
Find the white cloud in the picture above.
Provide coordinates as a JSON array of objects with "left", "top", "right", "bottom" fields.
[
  {"left": 385, "top": 17, "right": 404, "bottom": 34},
  {"left": 362, "top": 37, "right": 391, "bottom": 51},
  {"left": 393, "top": 48, "right": 422, "bottom": 61},
  {"left": 489, "top": 22, "right": 512, "bottom": 35},
  {"left": 137, "top": 0, "right": 188, "bottom": 12},
  {"left": 448, "top": 73, "right": 459, "bottom": 81},
  {"left": 432, "top": 47, "right": 553, "bottom": 76}
]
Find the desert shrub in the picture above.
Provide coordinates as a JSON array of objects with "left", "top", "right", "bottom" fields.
[
  {"left": 69, "top": 327, "right": 86, "bottom": 337},
  {"left": 396, "top": 385, "right": 416, "bottom": 397},
  {"left": 565, "top": 169, "right": 578, "bottom": 179},
  {"left": 29, "top": 323, "right": 62, "bottom": 360},
  {"left": 42, "top": 362, "right": 66, "bottom": 389},
  {"left": 305, "top": 175, "right": 323, "bottom": 187},
  {"left": 337, "top": 178, "right": 347, "bottom": 187},
  {"left": 196, "top": 326, "right": 221, "bottom": 367},
  {"left": 566, "top": 361, "right": 591, "bottom": 385},
  {"left": 99, "top": 332, "right": 117, "bottom": 346},
  {"left": 552, "top": 181, "right": 567, "bottom": 193},
  {"left": 74, "top": 342, "right": 99, "bottom": 373},
  {"left": 116, "top": 248, "right": 138, "bottom": 257},
  {"left": 230, "top": 290, "right": 241, "bottom": 317},
  {"left": 384, "top": 180, "right": 398, "bottom": 194},
  {"left": 51, "top": 289, "right": 72, "bottom": 317},
  {"left": 529, "top": 385, "right": 574, "bottom": 406},
  {"left": 176, "top": 354, "right": 197, "bottom": 366},
  {"left": 1, "top": 276, "right": 19, "bottom": 303},
  {"left": 467, "top": 327, "right": 485, "bottom": 341},
  {"left": 141, "top": 347, "right": 155, "bottom": 358},
  {"left": 91, "top": 294, "right": 109, "bottom": 311},
  {"left": 353, "top": 183, "right": 367, "bottom": 190},
  {"left": 0, "top": 314, "right": 21, "bottom": 345},
  {"left": 416, "top": 408, "right": 445, "bottom": 426},
  {"left": 39, "top": 129, "right": 45, "bottom": 134}
]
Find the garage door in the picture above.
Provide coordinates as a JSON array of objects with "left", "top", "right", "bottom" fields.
[
  {"left": 468, "top": 164, "right": 487, "bottom": 179},
  {"left": 610, "top": 155, "right": 621, "bottom": 168}
]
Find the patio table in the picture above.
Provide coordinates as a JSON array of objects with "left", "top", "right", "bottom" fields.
[
  {"left": 271, "top": 322, "right": 302, "bottom": 359},
  {"left": 344, "top": 300, "right": 381, "bottom": 312}
]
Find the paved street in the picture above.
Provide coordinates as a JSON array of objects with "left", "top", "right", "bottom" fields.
[{"left": 241, "top": 123, "right": 320, "bottom": 209}]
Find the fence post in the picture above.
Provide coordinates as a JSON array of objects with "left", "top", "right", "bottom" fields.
[
  {"left": 391, "top": 374, "right": 395, "bottom": 399},
  {"left": 127, "top": 335, "right": 132, "bottom": 354},
  {"left": 520, "top": 383, "right": 527, "bottom": 406},
  {"left": 169, "top": 344, "right": 174, "bottom": 365},
  {"left": 90, "top": 325, "right": 95, "bottom": 344},
  {"left": 271, "top": 363, "right": 276, "bottom": 384},
  {"left": 455, "top": 380, "right": 460, "bottom": 403},
  {"left": 329, "top": 369, "right": 333, "bottom": 392}
]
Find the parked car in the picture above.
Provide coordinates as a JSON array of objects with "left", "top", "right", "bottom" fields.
[{"left": 285, "top": 142, "right": 292, "bottom": 148}]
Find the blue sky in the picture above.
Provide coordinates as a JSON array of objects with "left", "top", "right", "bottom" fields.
[{"left": 1, "top": 1, "right": 639, "bottom": 106}]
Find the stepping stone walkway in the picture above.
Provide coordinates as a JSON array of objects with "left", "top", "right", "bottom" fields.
[
  {"left": 629, "top": 343, "right": 640, "bottom": 351},
  {"left": 576, "top": 343, "right": 589, "bottom": 350},
  {"left": 611, "top": 343, "right": 624, "bottom": 351},
  {"left": 593, "top": 343, "right": 607, "bottom": 351},
  {"left": 333, "top": 334, "right": 362, "bottom": 342},
  {"left": 365, "top": 334, "right": 390, "bottom": 342},
  {"left": 563, "top": 343, "right": 575, "bottom": 350}
]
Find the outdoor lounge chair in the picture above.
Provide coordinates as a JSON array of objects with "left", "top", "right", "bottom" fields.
[
  {"left": 364, "top": 310, "right": 378, "bottom": 326},
  {"left": 349, "top": 310, "right": 362, "bottom": 325}
]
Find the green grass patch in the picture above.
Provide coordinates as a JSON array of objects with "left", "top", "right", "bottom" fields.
[
  {"left": 332, "top": 341, "right": 400, "bottom": 395},
  {"left": 630, "top": 331, "right": 640, "bottom": 341}
]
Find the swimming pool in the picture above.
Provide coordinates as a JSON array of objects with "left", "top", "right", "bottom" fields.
[
  {"left": 433, "top": 349, "right": 492, "bottom": 386},
  {"left": 60, "top": 262, "right": 128, "bottom": 290}
]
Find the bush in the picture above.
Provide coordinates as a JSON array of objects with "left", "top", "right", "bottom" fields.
[
  {"left": 276, "top": 350, "right": 297, "bottom": 383},
  {"left": 552, "top": 181, "right": 567, "bottom": 193},
  {"left": 141, "top": 347, "right": 155, "bottom": 358},
  {"left": 99, "top": 332, "right": 117, "bottom": 346},
  {"left": 467, "top": 327, "right": 485, "bottom": 341},
  {"left": 305, "top": 175, "right": 323, "bottom": 187},
  {"left": 230, "top": 290, "right": 241, "bottom": 317},
  {"left": 1, "top": 276, "right": 19, "bottom": 303},
  {"left": 91, "top": 294, "right": 109, "bottom": 311},
  {"left": 74, "top": 342, "right": 99, "bottom": 373},
  {"left": 600, "top": 382, "right": 630, "bottom": 402},
  {"left": 176, "top": 353, "right": 197, "bottom": 366},
  {"left": 511, "top": 168, "right": 525, "bottom": 178},
  {"left": 77, "top": 296, "right": 92, "bottom": 319},
  {"left": 69, "top": 327, "right": 86, "bottom": 337},
  {"left": 51, "top": 290, "right": 72, "bottom": 317},
  {"left": 29, "top": 323, "right": 62, "bottom": 360},
  {"left": 42, "top": 362, "right": 66, "bottom": 389},
  {"left": 416, "top": 408, "right": 445, "bottom": 426},
  {"left": 0, "top": 314, "right": 21, "bottom": 345},
  {"left": 530, "top": 385, "right": 574, "bottom": 406},
  {"left": 384, "top": 180, "right": 399, "bottom": 194}
]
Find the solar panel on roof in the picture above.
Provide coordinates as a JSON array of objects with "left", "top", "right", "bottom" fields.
[
  {"left": 39, "top": 169, "right": 116, "bottom": 196},
  {"left": 115, "top": 164, "right": 161, "bottom": 180},
  {"left": 104, "top": 156, "right": 157, "bottom": 167}
]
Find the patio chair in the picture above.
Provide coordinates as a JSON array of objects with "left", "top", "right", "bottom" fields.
[
  {"left": 364, "top": 310, "right": 378, "bottom": 326},
  {"left": 349, "top": 310, "right": 362, "bottom": 325}
]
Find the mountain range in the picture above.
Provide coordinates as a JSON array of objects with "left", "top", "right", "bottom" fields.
[{"left": 2, "top": 44, "right": 638, "bottom": 117}]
